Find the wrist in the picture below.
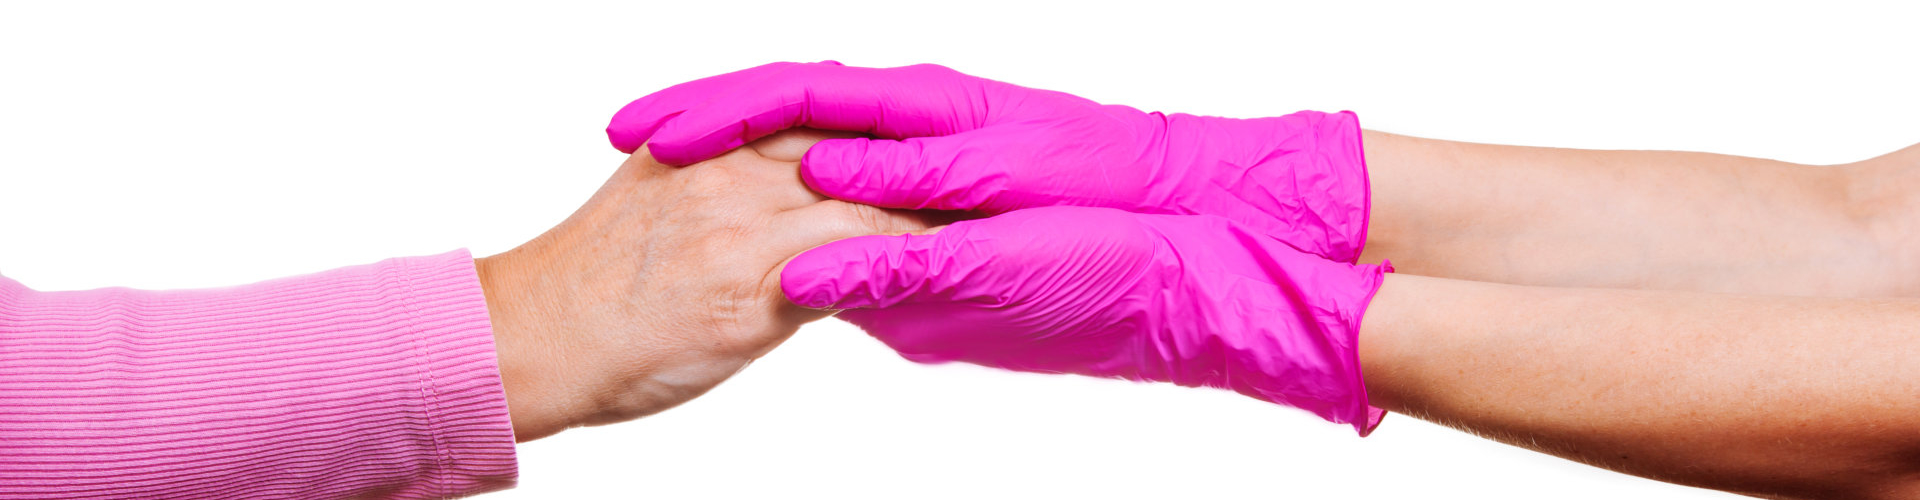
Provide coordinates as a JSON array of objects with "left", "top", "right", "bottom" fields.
[
  {"left": 1354, "top": 273, "right": 1421, "bottom": 415},
  {"left": 475, "top": 248, "right": 586, "bottom": 441},
  {"left": 1240, "top": 257, "right": 1391, "bottom": 435}
]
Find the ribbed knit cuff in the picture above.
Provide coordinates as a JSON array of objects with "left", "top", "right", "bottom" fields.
[{"left": 0, "top": 250, "right": 518, "bottom": 499}]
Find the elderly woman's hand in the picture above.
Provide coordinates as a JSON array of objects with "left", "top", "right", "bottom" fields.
[{"left": 475, "top": 129, "right": 930, "bottom": 441}]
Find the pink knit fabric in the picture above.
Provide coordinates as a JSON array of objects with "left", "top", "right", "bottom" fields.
[{"left": 0, "top": 250, "right": 518, "bottom": 499}]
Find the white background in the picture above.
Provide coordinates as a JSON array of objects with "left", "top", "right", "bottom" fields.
[{"left": 3, "top": 1, "right": 1915, "bottom": 498}]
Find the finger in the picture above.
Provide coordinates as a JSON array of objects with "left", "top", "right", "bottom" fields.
[
  {"left": 605, "top": 61, "right": 841, "bottom": 154},
  {"left": 693, "top": 151, "right": 823, "bottom": 212},
  {"left": 744, "top": 128, "right": 865, "bottom": 163},
  {"left": 799, "top": 133, "right": 1017, "bottom": 212},
  {"left": 645, "top": 63, "right": 991, "bottom": 166},
  {"left": 769, "top": 200, "right": 935, "bottom": 252},
  {"left": 762, "top": 201, "right": 938, "bottom": 308},
  {"left": 775, "top": 205, "right": 1113, "bottom": 307},
  {"left": 777, "top": 230, "right": 964, "bottom": 311},
  {"left": 714, "top": 129, "right": 864, "bottom": 211}
]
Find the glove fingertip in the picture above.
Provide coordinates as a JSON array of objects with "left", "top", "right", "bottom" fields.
[
  {"left": 607, "top": 126, "right": 643, "bottom": 154},
  {"left": 640, "top": 137, "right": 693, "bottom": 166},
  {"left": 799, "top": 138, "right": 868, "bottom": 197},
  {"left": 605, "top": 96, "right": 683, "bottom": 154},
  {"left": 653, "top": 136, "right": 739, "bottom": 167},
  {"left": 803, "top": 137, "right": 977, "bottom": 211},
  {"left": 648, "top": 118, "right": 746, "bottom": 166},
  {"left": 780, "top": 235, "right": 898, "bottom": 309},
  {"left": 780, "top": 250, "right": 851, "bottom": 309}
]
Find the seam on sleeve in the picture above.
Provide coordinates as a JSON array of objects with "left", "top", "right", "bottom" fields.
[{"left": 397, "top": 257, "right": 454, "bottom": 496}]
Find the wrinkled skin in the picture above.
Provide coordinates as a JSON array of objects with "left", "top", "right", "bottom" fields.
[{"left": 476, "top": 129, "right": 931, "bottom": 440}]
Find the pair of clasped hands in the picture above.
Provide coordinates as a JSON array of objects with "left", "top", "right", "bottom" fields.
[{"left": 493, "top": 61, "right": 1389, "bottom": 439}]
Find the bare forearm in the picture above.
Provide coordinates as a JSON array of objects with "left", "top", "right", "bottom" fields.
[
  {"left": 1358, "top": 131, "right": 1915, "bottom": 297},
  {"left": 1359, "top": 274, "right": 1920, "bottom": 499}
]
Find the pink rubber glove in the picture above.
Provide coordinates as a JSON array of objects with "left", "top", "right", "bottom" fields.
[
  {"left": 780, "top": 206, "right": 1391, "bottom": 435},
  {"left": 607, "top": 62, "right": 1374, "bottom": 263}
]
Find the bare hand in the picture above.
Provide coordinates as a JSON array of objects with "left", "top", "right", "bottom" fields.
[{"left": 475, "top": 129, "right": 930, "bottom": 441}]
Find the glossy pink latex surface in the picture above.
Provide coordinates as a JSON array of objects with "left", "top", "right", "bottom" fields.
[
  {"left": 607, "top": 62, "right": 1374, "bottom": 263},
  {"left": 781, "top": 207, "right": 1389, "bottom": 435}
]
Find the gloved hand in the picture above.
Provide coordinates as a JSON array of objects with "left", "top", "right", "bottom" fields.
[
  {"left": 779, "top": 206, "right": 1391, "bottom": 435},
  {"left": 608, "top": 61, "right": 1374, "bottom": 263}
]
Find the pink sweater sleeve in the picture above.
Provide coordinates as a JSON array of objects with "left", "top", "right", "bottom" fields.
[{"left": 0, "top": 250, "right": 518, "bottom": 499}]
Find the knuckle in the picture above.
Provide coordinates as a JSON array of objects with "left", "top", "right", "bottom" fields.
[
  {"left": 903, "top": 63, "right": 957, "bottom": 77},
  {"left": 688, "top": 213, "right": 754, "bottom": 250},
  {"left": 825, "top": 201, "right": 892, "bottom": 235},
  {"left": 678, "top": 162, "right": 745, "bottom": 194},
  {"left": 709, "top": 288, "right": 778, "bottom": 355}
]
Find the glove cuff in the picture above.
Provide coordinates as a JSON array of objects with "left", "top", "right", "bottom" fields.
[{"left": 1166, "top": 110, "right": 1374, "bottom": 263}]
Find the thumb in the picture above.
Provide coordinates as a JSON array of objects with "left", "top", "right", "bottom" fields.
[
  {"left": 801, "top": 133, "right": 1014, "bottom": 212},
  {"left": 779, "top": 220, "right": 1005, "bottom": 311}
]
